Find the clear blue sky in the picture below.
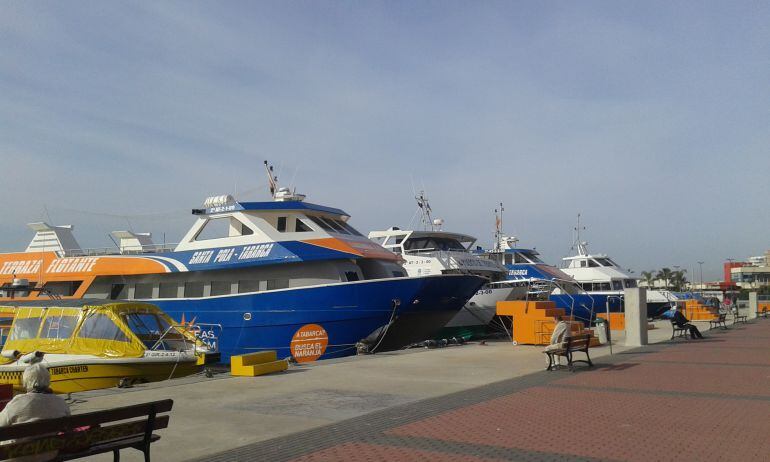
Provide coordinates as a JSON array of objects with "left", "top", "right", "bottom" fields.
[{"left": 1, "top": 1, "right": 768, "bottom": 281}]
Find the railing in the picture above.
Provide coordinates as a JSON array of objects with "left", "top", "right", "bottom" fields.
[
  {"left": 150, "top": 322, "right": 222, "bottom": 353},
  {"left": 67, "top": 243, "right": 179, "bottom": 257}
]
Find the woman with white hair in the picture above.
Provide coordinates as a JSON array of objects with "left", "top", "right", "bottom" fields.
[{"left": 0, "top": 363, "right": 71, "bottom": 462}]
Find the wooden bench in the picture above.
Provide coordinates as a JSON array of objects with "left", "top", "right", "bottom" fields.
[
  {"left": 0, "top": 399, "right": 172, "bottom": 461},
  {"left": 709, "top": 313, "right": 728, "bottom": 330},
  {"left": 670, "top": 320, "right": 690, "bottom": 339},
  {"left": 544, "top": 333, "right": 594, "bottom": 371}
]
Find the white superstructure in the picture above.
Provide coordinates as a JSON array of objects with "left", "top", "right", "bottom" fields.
[{"left": 369, "top": 227, "right": 525, "bottom": 331}]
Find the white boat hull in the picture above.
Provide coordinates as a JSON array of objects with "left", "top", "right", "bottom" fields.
[{"left": 444, "top": 284, "right": 527, "bottom": 328}]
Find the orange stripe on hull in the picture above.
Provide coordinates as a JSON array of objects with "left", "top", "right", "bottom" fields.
[
  {"left": 303, "top": 238, "right": 399, "bottom": 261},
  {"left": 0, "top": 252, "right": 169, "bottom": 287}
]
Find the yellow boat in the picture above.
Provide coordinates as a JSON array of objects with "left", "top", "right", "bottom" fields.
[{"left": 0, "top": 300, "right": 219, "bottom": 394}]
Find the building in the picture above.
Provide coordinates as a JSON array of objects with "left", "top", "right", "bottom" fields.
[{"left": 727, "top": 251, "right": 770, "bottom": 289}]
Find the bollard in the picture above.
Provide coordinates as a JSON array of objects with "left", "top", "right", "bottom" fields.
[
  {"left": 748, "top": 292, "right": 758, "bottom": 320},
  {"left": 624, "top": 288, "right": 648, "bottom": 346}
]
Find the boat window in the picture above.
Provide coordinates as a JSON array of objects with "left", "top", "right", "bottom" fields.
[
  {"left": 579, "top": 260, "right": 588, "bottom": 268},
  {"left": 344, "top": 271, "right": 360, "bottom": 282},
  {"left": 158, "top": 283, "right": 179, "bottom": 299},
  {"left": 295, "top": 219, "right": 313, "bottom": 232},
  {"left": 266, "top": 279, "right": 289, "bottom": 290},
  {"left": 240, "top": 223, "right": 254, "bottom": 235},
  {"left": 598, "top": 282, "right": 612, "bottom": 291},
  {"left": 78, "top": 314, "right": 129, "bottom": 342},
  {"left": 237, "top": 280, "right": 260, "bottom": 293},
  {"left": 210, "top": 281, "right": 231, "bottom": 296},
  {"left": 125, "top": 313, "right": 164, "bottom": 336},
  {"left": 308, "top": 216, "right": 335, "bottom": 232},
  {"left": 184, "top": 282, "right": 204, "bottom": 298},
  {"left": 588, "top": 260, "right": 600, "bottom": 268},
  {"left": 194, "top": 218, "right": 230, "bottom": 240},
  {"left": 403, "top": 237, "right": 465, "bottom": 252},
  {"left": 504, "top": 254, "right": 513, "bottom": 265},
  {"left": 277, "top": 217, "right": 287, "bottom": 232},
  {"left": 110, "top": 284, "right": 127, "bottom": 300},
  {"left": 195, "top": 217, "right": 254, "bottom": 240},
  {"left": 134, "top": 283, "right": 154, "bottom": 299},
  {"left": 42, "top": 281, "right": 82, "bottom": 297},
  {"left": 322, "top": 218, "right": 350, "bottom": 235},
  {"left": 595, "top": 258, "right": 614, "bottom": 267},
  {"left": 514, "top": 253, "right": 530, "bottom": 264},
  {"left": 612, "top": 280, "right": 623, "bottom": 290},
  {"left": 521, "top": 251, "right": 543, "bottom": 263},
  {"left": 337, "top": 220, "right": 364, "bottom": 237},
  {"left": 581, "top": 283, "right": 593, "bottom": 292},
  {"left": 9, "top": 317, "right": 43, "bottom": 340},
  {"left": 41, "top": 315, "right": 79, "bottom": 339},
  {"left": 392, "top": 270, "right": 405, "bottom": 277},
  {"left": 624, "top": 279, "right": 637, "bottom": 288}
]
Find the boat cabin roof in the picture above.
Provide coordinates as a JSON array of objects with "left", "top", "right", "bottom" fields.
[
  {"left": 1, "top": 299, "right": 159, "bottom": 311},
  {"left": 369, "top": 229, "right": 477, "bottom": 248},
  {"left": 194, "top": 201, "right": 349, "bottom": 218},
  {"left": 0, "top": 300, "right": 199, "bottom": 361}
]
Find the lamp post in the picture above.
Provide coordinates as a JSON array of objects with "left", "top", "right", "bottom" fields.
[
  {"left": 698, "top": 261, "right": 704, "bottom": 289},
  {"left": 674, "top": 265, "right": 680, "bottom": 291}
]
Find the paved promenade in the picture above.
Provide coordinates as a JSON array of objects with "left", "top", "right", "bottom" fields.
[{"left": 196, "top": 319, "right": 770, "bottom": 462}]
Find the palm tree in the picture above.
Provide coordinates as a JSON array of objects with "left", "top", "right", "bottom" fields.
[
  {"left": 657, "top": 267, "right": 674, "bottom": 290},
  {"left": 640, "top": 271, "right": 656, "bottom": 288},
  {"left": 671, "top": 270, "right": 688, "bottom": 291}
]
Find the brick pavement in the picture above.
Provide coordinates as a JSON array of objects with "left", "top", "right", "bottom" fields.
[{"left": 197, "top": 320, "right": 770, "bottom": 461}]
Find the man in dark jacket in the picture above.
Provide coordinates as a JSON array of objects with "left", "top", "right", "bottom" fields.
[{"left": 672, "top": 309, "right": 704, "bottom": 339}]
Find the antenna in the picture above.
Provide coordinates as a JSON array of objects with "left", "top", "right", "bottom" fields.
[
  {"left": 415, "top": 191, "right": 435, "bottom": 231},
  {"left": 494, "top": 202, "right": 504, "bottom": 251},
  {"left": 572, "top": 213, "right": 588, "bottom": 256},
  {"left": 263, "top": 159, "right": 305, "bottom": 202},
  {"left": 263, "top": 160, "right": 278, "bottom": 198}
]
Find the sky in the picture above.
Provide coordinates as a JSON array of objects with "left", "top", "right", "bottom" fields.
[{"left": 1, "top": 1, "right": 768, "bottom": 282}]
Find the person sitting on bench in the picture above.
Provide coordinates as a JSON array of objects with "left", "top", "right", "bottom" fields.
[
  {"left": 0, "top": 363, "right": 71, "bottom": 462},
  {"left": 544, "top": 315, "right": 571, "bottom": 365},
  {"left": 672, "top": 308, "right": 704, "bottom": 339}
]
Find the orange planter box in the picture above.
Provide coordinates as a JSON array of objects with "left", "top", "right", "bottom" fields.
[{"left": 597, "top": 312, "right": 625, "bottom": 331}]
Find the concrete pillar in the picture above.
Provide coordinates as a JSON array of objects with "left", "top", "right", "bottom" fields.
[
  {"left": 748, "top": 291, "right": 758, "bottom": 319},
  {"left": 624, "top": 288, "right": 648, "bottom": 346}
]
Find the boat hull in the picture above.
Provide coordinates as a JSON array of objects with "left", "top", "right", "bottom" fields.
[
  {"left": 550, "top": 292, "right": 663, "bottom": 322},
  {"left": 0, "top": 360, "right": 201, "bottom": 394},
  {"left": 445, "top": 285, "right": 527, "bottom": 329},
  {"left": 150, "top": 274, "right": 485, "bottom": 362}
]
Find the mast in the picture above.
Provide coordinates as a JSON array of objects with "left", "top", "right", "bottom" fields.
[
  {"left": 263, "top": 160, "right": 278, "bottom": 199},
  {"left": 573, "top": 213, "right": 588, "bottom": 256},
  {"left": 494, "top": 202, "right": 504, "bottom": 251},
  {"left": 415, "top": 191, "right": 434, "bottom": 231}
]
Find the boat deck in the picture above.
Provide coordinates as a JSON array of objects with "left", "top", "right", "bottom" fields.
[{"left": 71, "top": 313, "right": 767, "bottom": 461}]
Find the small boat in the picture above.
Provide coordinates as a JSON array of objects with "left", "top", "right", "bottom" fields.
[{"left": 0, "top": 299, "right": 219, "bottom": 394}]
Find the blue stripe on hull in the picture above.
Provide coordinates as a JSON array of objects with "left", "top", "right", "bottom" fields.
[{"left": 150, "top": 275, "right": 481, "bottom": 362}]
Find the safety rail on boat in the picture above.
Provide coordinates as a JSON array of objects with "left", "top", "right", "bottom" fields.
[
  {"left": 404, "top": 247, "right": 470, "bottom": 255},
  {"left": 522, "top": 277, "right": 598, "bottom": 326},
  {"left": 67, "top": 243, "right": 179, "bottom": 257},
  {"left": 150, "top": 323, "right": 222, "bottom": 352}
]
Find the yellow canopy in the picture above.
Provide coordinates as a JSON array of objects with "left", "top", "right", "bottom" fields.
[{"left": 0, "top": 301, "right": 193, "bottom": 363}]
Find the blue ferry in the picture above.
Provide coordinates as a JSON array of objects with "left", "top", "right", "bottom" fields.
[{"left": 0, "top": 171, "right": 484, "bottom": 362}]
